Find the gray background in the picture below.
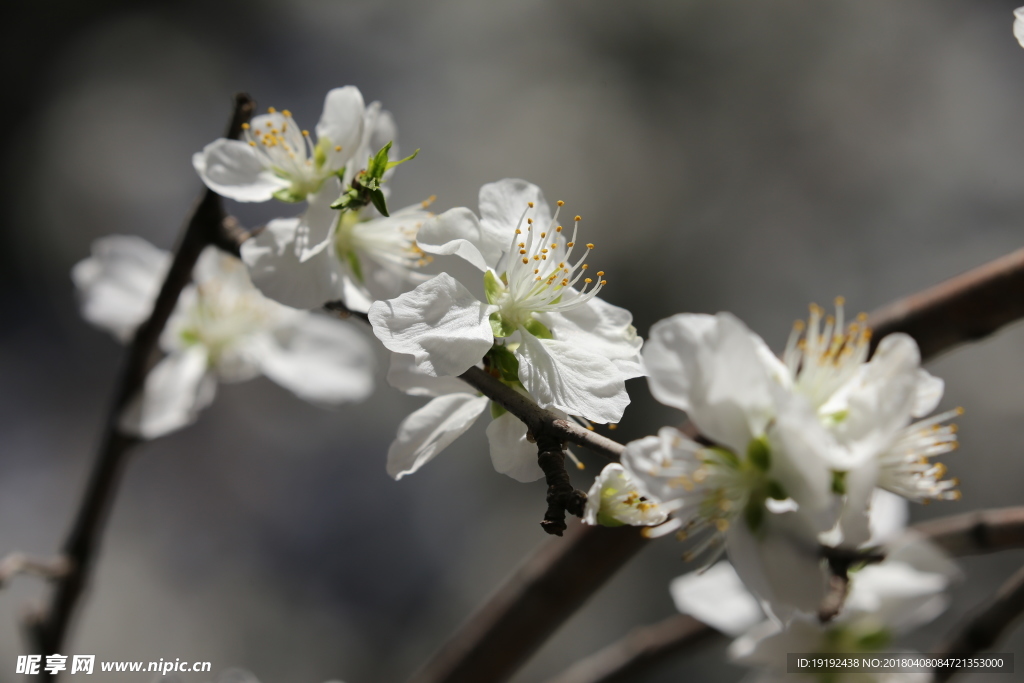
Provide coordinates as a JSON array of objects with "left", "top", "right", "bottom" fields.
[{"left": 2, "top": 1, "right": 1024, "bottom": 681}]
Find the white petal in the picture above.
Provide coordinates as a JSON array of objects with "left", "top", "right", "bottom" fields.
[
  {"left": 315, "top": 86, "right": 366, "bottom": 171},
  {"left": 645, "top": 313, "right": 776, "bottom": 453},
  {"left": 538, "top": 292, "right": 644, "bottom": 379},
  {"left": 1015, "top": 7, "right": 1024, "bottom": 48},
  {"left": 834, "top": 459, "right": 879, "bottom": 549},
  {"left": 846, "top": 559, "right": 952, "bottom": 633},
  {"left": 478, "top": 178, "right": 552, "bottom": 240},
  {"left": 729, "top": 618, "right": 822, "bottom": 670},
  {"left": 368, "top": 273, "right": 496, "bottom": 377},
  {"left": 387, "top": 353, "right": 476, "bottom": 398},
  {"left": 727, "top": 512, "right": 829, "bottom": 622},
  {"left": 240, "top": 217, "right": 343, "bottom": 310},
  {"left": 515, "top": 333, "right": 628, "bottom": 423},
  {"left": 192, "top": 139, "right": 287, "bottom": 202},
  {"left": 119, "top": 345, "right": 217, "bottom": 439},
  {"left": 259, "top": 314, "right": 375, "bottom": 404},
  {"left": 485, "top": 411, "right": 544, "bottom": 482},
  {"left": 387, "top": 393, "right": 488, "bottom": 479},
  {"left": 670, "top": 562, "right": 765, "bottom": 636},
  {"left": 868, "top": 489, "right": 909, "bottom": 546},
  {"left": 417, "top": 207, "right": 505, "bottom": 271},
  {"left": 72, "top": 235, "right": 170, "bottom": 341},
  {"left": 620, "top": 426, "right": 704, "bottom": 504},
  {"left": 912, "top": 369, "right": 944, "bottom": 418}
]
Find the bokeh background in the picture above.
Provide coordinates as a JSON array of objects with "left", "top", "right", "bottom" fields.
[{"left": 3, "top": 1, "right": 1024, "bottom": 681}]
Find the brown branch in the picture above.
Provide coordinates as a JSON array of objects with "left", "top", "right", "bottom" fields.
[
  {"left": 911, "top": 506, "right": 1024, "bottom": 557},
  {"left": 866, "top": 247, "right": 1024, "bottom": 358},
  {"left": 932, "top": 564, "right": 1024, "bottom": 682},
  {"left": 536, "top": 434, "right": 588, "bottom": 536},
  {"left": 24, "top": 94, "right": 255, "bottom": 670}
]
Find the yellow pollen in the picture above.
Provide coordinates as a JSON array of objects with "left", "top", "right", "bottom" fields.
[
  {"left": 951, "top": 490, "right": 963, "bottom": 501},
  {"left": 597, "top": 271, "right": 605, "bottom": 276},
  {"left": 267, "top": 107, "right": 277, "bottom": 113},
  {"left": 515, "top": 229, "right": 522, "bottom": 234},
  {"left": 609, "top": 424, "right": 618, "bottom": 430},
  {"left": 282, "top": 109, "right": 291, "bottom": 117},
  {"left": 540, "top": 232, "right": 546, "bottom": 238},
  {"left": 541, "top": 249, "right": 548, "bottom": 254},
  {"left": 334, "top": 145, "right": 342, "bottom": 152},
  {"left": 533, "top": 255, "right": 540, "bottom": 261},
  {"left": 562, "top": 279, "right": 569, "bottom": 286},
  {"left": 557, "top": 200, "right": 564, "bottom": 206},
  {"left": 528, "top": 218, "right": 533, "bottom": 224},
  {"left": 600, "top": 280, "right": 607, "bottom": 285},
  {"left": 265, "top": 121, "right": 273, "bottom": 127},
  {"left": 581, "top": 264, "right": 589, "bottom": 270},
  {"left": 715, "top": 519, "right": 730, "bottom": 532},
  {"left": 566, "top": 242, "right": 574, "bottom": 247},
  {"left": 528, "top": 202, "right": 534, "bottom": 208},
  {"left": 585, "top": 278, "right": 593, "bottom": 284},
  {"left": 835, "top": 295, "right": 846, "bottom": 306},
  {"left": 551, "top": 243, "right": 558, "bottom": 249},
  {"left": 522, "top": 258, "right": 529, "bottom": 264},
  {"left": 857, "top": 312, "right": 869, "bottom": 322},
  {"left": 574, "top": 215, "right": 582, "bottom": 222},
  {"left": 534, "top": 269, "right": 539, "bottom": 274},
  {"left": 676, "top": 530, "right": 688, "bottom": 541},
  {"left": 933, "top": 463, "right": 947, "bottom": 477},
  {"left": 586, "top": 243, "right": 595, "bottom": 249},
  {"left": 951, "top": 477, "right": 961, "bottom": 486},
  {"left": 809, "top": 303, "right": 823, "bottom": 315},
  {"left": 248, "top": 141, "right": 257, "bottom": 147},
  {"left": 241, "top": 122, "right": 250, "bottom": 130},
  {"left": 302, "top": 129, "right": 310, "bottom": 136},
  {"left": 586, "top": 425, "right": 594, "bottom": 431},
  {"left": 556, "top": 226, "right": 563, "bottom": 232},
  {"left": 520, "top": 249, "right": 527, "bottom": 255},
  {"left": 955, "top": 406, "right": 965, "bottom": 415}
]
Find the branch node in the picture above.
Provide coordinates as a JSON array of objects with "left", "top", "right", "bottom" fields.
[{"left": 537, "top": 435, "right": 588, "bottom": 536}]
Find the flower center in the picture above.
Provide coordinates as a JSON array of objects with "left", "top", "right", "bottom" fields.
[
  {"left": 333, "top": 206, "right": 433, "bottom": 284},
  {"left": 487, "top": 200, "right": 608, "bottom": 334},
  {"left": 242, "top": 107, "right": 341, "bottom": 200}
]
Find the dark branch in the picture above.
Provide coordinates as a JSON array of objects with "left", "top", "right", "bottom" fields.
[
  {"left": 932, "top": 564, "right": 1024, "bottom": 682},
  {"left": 25, "top": 94, "right": 255, "bottom": 670},
  {"left": 536, "top": 434, "right": 588, "bottom": 536},
  {"left": 866, "top": 247, "right": 1024, "bottom": 358}
]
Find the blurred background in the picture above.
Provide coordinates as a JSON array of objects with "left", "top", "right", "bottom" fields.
[{"left": 3, "top": 1, "right": 1024, "bottom": 681}]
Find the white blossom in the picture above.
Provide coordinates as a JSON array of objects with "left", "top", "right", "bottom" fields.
[
  {"left": 193, "top": 86, "right": 392, "bottom": 204},
  {"left": 583, "top": 463, "right": 668, "bottom": 527},
  {"left": 384, "top": 353, "right": 544, "bottom": 482},
  {"left": 1015, "top": 7, "right": 1024, "bottom": 48},
  {"left": 241, "top": 178, "right": 435, "bottom": 312},
  {"left": 73, "top": 235, "right": 376, "bottom": 439},
  {"left": 369, "top": 179, "right": 642, "bottom": 424}
]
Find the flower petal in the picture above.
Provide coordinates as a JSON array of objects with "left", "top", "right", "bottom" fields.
[
  {"left": 485, "top": 411, "right": 544, "bottom": 482},
  {"left": 368, "top": 273, "right": 496, "bottom": 377},
  {"left": 240, "top": 217, "right": 343, "bottom": 310},
  {"left": 119, "top": 345, "right": 217, "bottom": 439},
  {"left": 514, "top": 332, "right": 628, "bottom": 423},
  {"left": 387, "top": 353, "right": 476, "bottom": 398},
  {"left": 259, "top": 314, "right": 376, "bottom": 404},
  {"left": 912, "top": 368, "right": 944, "bottom": 418},
  {"left": 417, "top": 207, "right": 505, "bottom": 271},
  {"left": 645, "top": 313, "right": 776, "bottom": 453},
  {"left": 387, "top": 393, "right": 488, "bottom": 479},
  {"left": 192, "top": 139, "right": 288, "bottom": 202},
  {"left": 538, "top": 292, "right": 644, "bottom": 379},
  {"left": 478, "top": 178, "right": 552, "bottom": 240},
  {"left": 316, "top": 86, "right": 366, "bottom": 171},
  {"left": 670, "top": 562, "right": 765, "bottom": 636},
  {"left": 72, "top": 235, "right": 170, "bottom": 341}
]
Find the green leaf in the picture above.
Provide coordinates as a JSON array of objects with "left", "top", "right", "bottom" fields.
[
  {"left": 486, "top": 345, "right": 521, "bottom": 384},
  {"left": 368, "top": 188, "right": 389, "bottom": 217},
  {"left": 489, "top": 313, "right": 516, "bottom": 338},
  {"left": 367, "top": 141, "right": 392, "bottom": 178},
  {"left": 490, "top": 401, "right": 507, "bottom": 419},
  {"left": 385, "top": 147, "right": 419, "bottom": 171},
  {"left": 831, "top": 470, "right": 848, "bottom": 495},
  {"left": 747, "top": 436, "right": 771, "bottom": 472},
  {"left": 344, "top": 250, "right": 364, "bottom": 284},
  {"left": 483, "top": 270, "right": 505, "bottom": 305},
  {"left": 523, "top": 318, "right": 553, "bottom": 339}
]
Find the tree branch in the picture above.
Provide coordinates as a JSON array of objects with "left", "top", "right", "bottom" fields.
[
  {"left": 931, "top": 564, "right": 1024, "bottom": 682},
  {"left": 536, "top": 434, "right": 588, "bottom": 536},
  {"left": 0, "top": 553, "right": 69, "bottom": 589},
  {"left": 24, "top": 94, "right": 255, "bottom": 669}
]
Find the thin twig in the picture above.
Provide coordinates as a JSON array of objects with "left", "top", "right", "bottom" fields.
[
  {"left": 544, "top": 614, "right": 716, "bottom": 683},
  {"left": 542, "top": 507, "right": 1024, "bottom": 683},
  {"left": 25, "top": 94, "right": 254, "bottom": 668},
  {"left": 536, "top": 434, "right": 588, "bottom": 536},
  {"left": 931, "top": 564, "right": 1024, "bottom": 682},
  {"left": 0, "top": 554, "right": 69, "bottom": 589}
]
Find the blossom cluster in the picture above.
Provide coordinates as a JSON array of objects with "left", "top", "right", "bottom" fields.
[{"left": 72, "top": 81, "right": 971, "bottom": 679}]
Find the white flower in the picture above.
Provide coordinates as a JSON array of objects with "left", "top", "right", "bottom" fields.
[
  {"left": 369, "top": 179, "right": 642, "bottom": 424},
  {"left": 73, "top": 236, "right": 376, "bottom": 438},
  {"left": 193, "top": 86, "right": 391, "bottom": 203},
  {"left": 625, "top": 303, "right": 960, "bottom": 618},
  {"left": 672, "top": 534, "right": 959, "bottom": 683},
  {"left": 1015, "top": 7, "right": 1024, "bottom": 48},
  {"left": 583, "top": 463, "right": 668, "bottom": 527},
  {"left": 384, "top": 353, "right": 543, "bottom": 482},
  {"left": 241, "top": 177, "right": 434, "bottom": 312}
]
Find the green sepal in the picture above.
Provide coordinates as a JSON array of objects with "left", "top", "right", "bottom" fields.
[
  {"left": 366, "top": 141, "right": 393, "bottom": 178},
  {"left": 744, "top": 495, "right": 765, "bottom": 534},
  {"left": 272, "top": 188, "right": 307, "bottom": 203},
  {"left": 766, "top": 479, "right": 788, "bottom": 500},
  {"left": 747, "top": 436, "right": 771, "bottom": 472},
  {"left": 484, "top": 270, "right": 505, "bottom": 305},
  {"left": 385, "top": 147, "right": 419, "bottom": 171},
  {"left": 368, "top": 188, "right": 389, "bottom": 216},
  {"left": 180, "top": 329, "right": 200, "bottom": 346},
  {"left": 596, "top": 510, "right": 626, "bottom": 527},
  {"left": 831, "top": 470, "right": 848, "bottom": 495},
  {"left": 490, "top": 401, "right": 507, "bottom": 419},
  {"left": 489, "top": 313, "right": 516, "bottom": 338},
  {"left": 523, "top": 318, "right": 553, "bottom": 339},
  {"left": 486, "top": 345, "right": 521, "bottom": 384},
  {"left": 708, "top": 446, "right": 740, "bottom": 469},
  {"left": 345, "top": 250, "right": 364, "bottom": 284}
]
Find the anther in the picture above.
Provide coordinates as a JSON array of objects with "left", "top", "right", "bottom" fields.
[
  {"left": 556, "top": 226, "right": 563, "bottom": 232},
  {"left": 302, "top": 129, "right": 310, "bottom": 136},
  {"left": 584, "top": 278, "right": 593, "bottom": 284},
  {"left": 557, "top": 200, "right": 564, "bottom": 206},
  {"left": 267, "top": 107, "right": 277, "bottom": 113},
  {"left": 586, "top": 243, "right": 595, "bottom": 249},
  {"left": 282, "top": 109, "right": 291, "bottom": 117},
  {"left": 334, "top": 145, "right": 342, "bottom": 152},
  {"left": 522, "top": 258, "right": 529, "bottom": 264},
  {"left": 528, "top": 218, "right": 533, "bottom": 224},
  {"left": 597, "top": 271, "right": 605, "bottom": 276},
  {"left": 241, "top": 123, "right": 250, "bottom": 130}
]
